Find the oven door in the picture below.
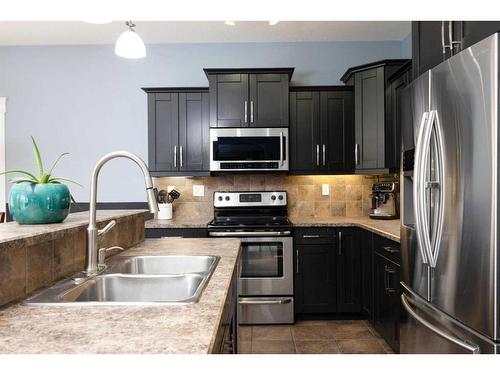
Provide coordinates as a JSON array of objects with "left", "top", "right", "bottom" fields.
[
  {"left": 238, "top": 236, "right": 293, "bottom": 296},
  {"left": 209, "top": 127, "right": 288, "bottom": 171}
]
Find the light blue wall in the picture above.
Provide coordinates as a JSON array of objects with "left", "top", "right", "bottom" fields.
[
  {"left": 401, "top": 33, "right": 412, "bottom": 58},
  {"left": 0, "top": 41, "right": 408, "bottom": 202}
]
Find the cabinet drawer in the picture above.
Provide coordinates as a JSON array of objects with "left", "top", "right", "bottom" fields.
[
  {"left": 374, "top": 235, "right": 400, "bottom": 265},
  {"left": 294, "top": 227, "right": 337, "bottom": 244}
]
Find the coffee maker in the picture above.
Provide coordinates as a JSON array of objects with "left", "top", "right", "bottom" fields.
[{"left": 369, "top": 182, "right": 399, "bottom": 219}]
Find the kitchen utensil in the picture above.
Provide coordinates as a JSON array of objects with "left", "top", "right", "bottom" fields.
[{"left": 167, "top": 189, "right": 181, "bottom": 203}]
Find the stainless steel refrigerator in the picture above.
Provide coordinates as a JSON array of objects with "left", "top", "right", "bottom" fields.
[{"left": 400, "top": 32, "right": 500, "bottom": 354}]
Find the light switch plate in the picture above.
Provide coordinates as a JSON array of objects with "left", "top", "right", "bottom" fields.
[
  {"left": 322, "top": 184, "right": 330, "bottom": 196},
  {"left": 193, "top": 185, "right": 205, "bottom": 197}
]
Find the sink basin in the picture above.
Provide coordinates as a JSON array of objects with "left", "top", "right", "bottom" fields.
[
  {"left": 24, "top": 255, "right": 220, "bottom": 306},
  {"left": 109, "top": 255, "right": 219, "bottom": 275},
  {"left": 61, "top": 274, "right": 205, "bottom": 304}
]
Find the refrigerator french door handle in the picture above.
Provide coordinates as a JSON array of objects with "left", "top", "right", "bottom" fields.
[
  {"left": 413, "top": 111, "right": 431, "bottom": 264},
  {"left": 401, "top": 294, "right": 480, "bottom": 354},
  {"left": 427, "top": 110, "right": 446, "bottom": 268}
]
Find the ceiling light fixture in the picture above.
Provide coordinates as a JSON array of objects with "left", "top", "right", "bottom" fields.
[
  {"left": 269, "top": 21, "right": 280, "bottom": 26},
  {"left": 115, "top": 21, "right": 146, "bottom": 59},
  {"left": 224, "top": 21, "right": 236, "bottom": 26}
]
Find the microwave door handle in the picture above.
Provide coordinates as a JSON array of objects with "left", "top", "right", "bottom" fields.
[{"left": 280, "top": 131, "right": 284, "bottom": 166}]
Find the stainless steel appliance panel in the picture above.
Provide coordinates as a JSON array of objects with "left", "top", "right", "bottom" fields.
[
  {"left": 400, "top": 70, "right": 432, "bottom": 301},
  {"left": 428, "top": 33, "right": 499, "bottom": 340},
  {"left": 238, "top": 297, "right": 294, "bottom": 325},
  {"left": 401, "top": 284, "right": 499, "bottom": 354},
  {"left": 238, "top": 236, "right": 293, "bottom": 296}
]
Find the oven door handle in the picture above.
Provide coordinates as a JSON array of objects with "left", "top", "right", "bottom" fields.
[
  {"left": 238, "top": 297, "right": 292, "bottom": 305},
  {"left": 209, "top": 231, "right": 291, "bottom": 237}
]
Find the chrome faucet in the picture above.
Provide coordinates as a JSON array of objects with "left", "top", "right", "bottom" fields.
[{"left": 85, "top": 151, "right": 159, "bottom": 276}]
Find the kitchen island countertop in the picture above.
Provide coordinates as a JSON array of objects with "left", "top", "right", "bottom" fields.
[{"left": 0, "top": 237, "right": 240, "bottom": 354}]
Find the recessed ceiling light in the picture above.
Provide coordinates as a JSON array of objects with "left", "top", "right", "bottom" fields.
[
  {"left": 269, "top": 21, "right": 280, "bottom": 26},
  {"left": 115, "top": 21, "right": 146, "bottom": 59},
  {"left": 224, "top": 21, "right": 236, "bottom": 26}
]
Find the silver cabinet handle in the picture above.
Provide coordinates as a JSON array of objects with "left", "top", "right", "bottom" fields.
[
  {"left": 173, "top": 145, "right": 177, "bottom": 168},
  {"left": 383, "top": 246, "right": 399, "bottom": 254},
  {"left": 322, "top": 144, "right": 326, "bottom": 166},
  {"left": 355, "top": 144, "right": 360, "bottom": 165},
  {"left": 401, "top": 294, "right": 480, "bottom": 354},
  {"left": 239, "top": 297, "right": 292, "bottom": 305},
  {"left": 316, "top": 144, "right": 320, "bottom": 166},
  {"left": 296, "top": 249, "right": 299, "bottom": 273},
  {"left": 441, "top": 21, "right": 448, "bottom": 54},
  {"left": 448, "top": 21, "right": 462, "bottom": 54},
  {"left": 250, "top": 100, "right": 254, "bottom": 123},
  {"left": 338, "top": 231, "right": 342, "bottom": 256},
  {"left": 244, "top": 101, "right": 248, "bottom": 124},
  {"left": 179, "top": 145, "right": 183, "bottom": 168},
  {"left": 384, "top": 265, "right": 396, "bottom": 294},
  {"left": 279, "top": 131, "right": 284, "bottom": 166}
]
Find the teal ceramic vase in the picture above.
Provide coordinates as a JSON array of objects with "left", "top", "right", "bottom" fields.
[{"left": 9, "top": 182, "right": 71, "bottom": 224}]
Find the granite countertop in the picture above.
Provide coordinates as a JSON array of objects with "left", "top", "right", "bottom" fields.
[
  {"left": 0, "top": 210, "right": 147, "bottom": 246},
  {"left": 145, "top": 216, "right": 210, "bottom": 229},
  {"left": 0, "top": 237, "right": 241, "bottom": 354},
  {"left": 290, "top": 217, "right": 400, "bottom": 242}
]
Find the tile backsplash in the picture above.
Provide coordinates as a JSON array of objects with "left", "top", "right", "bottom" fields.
[{"left": 154, "top": 174, "right": 398, "bottom": 221}]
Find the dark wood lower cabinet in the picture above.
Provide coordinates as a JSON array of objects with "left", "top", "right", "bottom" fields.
[
  {"left": 294, "top": 227, "right": 361, "bottom": 316},
  {"left": 372, "top": 236, "right": 401, "bottom": 353},
  {"left": 361, "top": 230, "right": 374, "bottom": 319}
]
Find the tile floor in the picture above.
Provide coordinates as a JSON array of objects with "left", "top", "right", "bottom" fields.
[{"left": 238, "top": 319, "right": 395, "bottom": 354}]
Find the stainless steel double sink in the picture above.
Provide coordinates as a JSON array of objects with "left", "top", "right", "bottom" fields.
[{"left": 24, "top": 255, "right": 220, "bottom": 306}]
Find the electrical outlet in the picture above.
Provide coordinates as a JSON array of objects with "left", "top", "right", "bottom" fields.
[
  {"left": 322, "top": 184, "right": 330, "bottom": 196},
  {"left": 193, "top": 185, "right": 205, "bottom": 197}
]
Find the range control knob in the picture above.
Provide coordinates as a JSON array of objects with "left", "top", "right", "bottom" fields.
[
  {"left": 271, "top": 195, "right": 276, "bottom": 201},
  {"left": 218, "top": 196, "right": 223, "bottom": 201},
  {"left": 278, "top": 195, "right": 284, "bottom": 201},
  {"left": 225, "top": 196, "right": 230, "bottom": 201}
]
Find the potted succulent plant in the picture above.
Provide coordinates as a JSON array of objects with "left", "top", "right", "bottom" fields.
[{"left": 1, "top": 136, "right": 81, "bottom": 224}]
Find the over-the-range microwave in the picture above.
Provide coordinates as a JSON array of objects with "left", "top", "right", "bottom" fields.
[{"left": 209, "top": 127, "right": 289, "bottom": 172}]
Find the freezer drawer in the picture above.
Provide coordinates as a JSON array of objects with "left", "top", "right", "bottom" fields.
[
  {"left": 400, "top": 284, "right": 499, "bottom": 354},
  {"left": 238, "top": 297, "right": 294, "bottom": 324}
]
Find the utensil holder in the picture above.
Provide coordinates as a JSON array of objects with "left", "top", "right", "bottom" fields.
[{"left": 157, "top": 203, "right": 173, "bottom": 220}]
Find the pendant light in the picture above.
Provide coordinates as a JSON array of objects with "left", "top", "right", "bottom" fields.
[{"left": 115, "top": 21, "right": 146, "bottom": 59}]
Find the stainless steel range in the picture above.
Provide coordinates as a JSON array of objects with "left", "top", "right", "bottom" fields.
[{"left": 208, "top": 191, "right": 294, "bottom": 324}]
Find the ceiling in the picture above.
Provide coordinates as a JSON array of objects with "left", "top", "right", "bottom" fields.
[{"left": 0, "top": 21, "right": 410, "bottom": 46}]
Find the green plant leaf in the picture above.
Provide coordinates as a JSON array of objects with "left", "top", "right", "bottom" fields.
[
  {"left": 40, "top": 173, "right": 51, "bottom": 184},
  {"left": 70, "top": 194, "right": 81, "bottom": 210},
  {"left": 0, "top": 169, "right": 39, "bottom": 181},
  {"left": 9, "top": 177, "right": 38, "bottom": 184},
  {"left": 48, "top": 177, "right": 83, "bottom": 187},
  {"left": 47, "top": 152, "right": 69, "bottom": 176},
  {"left": 31, "top": 136, "right": 44, "bottom": 178}
]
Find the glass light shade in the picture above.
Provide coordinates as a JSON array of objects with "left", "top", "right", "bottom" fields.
[{"left": 115, "top": 30, "right": 146, "bottom": 59}]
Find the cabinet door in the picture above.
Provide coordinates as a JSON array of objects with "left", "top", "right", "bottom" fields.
[
  {"left": 178, "top": 92, "right": 210, "bottom": 172},
  {"left": 295, "top": 244, "right": 337, "bottom": 314},
  {"left": 373, "top": 252, "right": 400, "bottom": 353},
  {"left": 336, "top": 228, "right": 361, "bottom": 313},
  {"left": 412, "top": 21, "right": 447, "bottom": 79},
  {"left": 361, "top": 230, "right": 374, "bottom": 320},
  {"left": 320, "top": 90, "right": 354, "bottom": 173},
  {"left": 354, "top": 67, "right": 385, "bottom": 170},
  {"left": 461, "top": 21, "right": 500, "bottom": 50},
  {"left": 249, "top": 73, "right": 289, "bottom": 127},
  {"left": 208, "top": 73, "right": 249, "bottom": 127},
  {"left": 289, "top": 91, "right": 321, "bottom": 173},
  {"left": 148, "top": 92, "right": 179, "bottom": 171},
  {"left": 386, "top": 68, "right": 411, "bottom": 170}
]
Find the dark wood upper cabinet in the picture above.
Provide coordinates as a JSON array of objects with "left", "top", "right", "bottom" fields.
[
  {"left": 412, "top": 21, "right": 500, "bottom": 79},
  {"left": 341, "top": 59, "right": 409, "bottom": 174},
  {"left": 289, "top": 87, "right": 354, "bottom": 175},
  {"left": 205, "top": 68, "right": 294, "bottom": 128},
  {"left": 143, "top": 87, "right": 210, "bottom": 176}
]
